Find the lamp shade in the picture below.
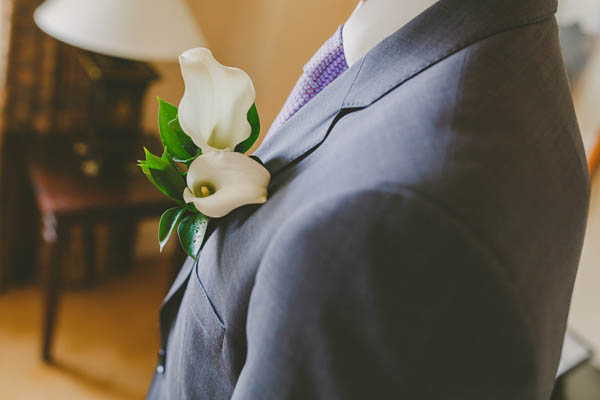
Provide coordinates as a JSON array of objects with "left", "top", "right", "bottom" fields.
[{"left": 34, "top": 0, "right": 206, "bottom": 62}]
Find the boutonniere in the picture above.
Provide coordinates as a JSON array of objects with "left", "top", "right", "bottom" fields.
[{"left": 139, "top": 48, "right": 270, "bottom": 259}]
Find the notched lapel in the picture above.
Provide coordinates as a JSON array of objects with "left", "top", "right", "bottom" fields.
[
  {"left": 253, "top": 59, "right": 364, "bottom": 178},
  {"left": 161, "top": 218, "right": 220, "bottom": 308},
  {"left": 162, "top": 256, "right": 195, "bottom": 308}
]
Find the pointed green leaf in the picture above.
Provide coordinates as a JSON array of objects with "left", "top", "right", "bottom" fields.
[
  {"left": 172, "top": 147, "right": 202, "bottom": 168},
  {"left": 158, "top": 207, "right": 186, "bottom": 252},
  {"left": 158, "top": 97, "right": 198, "bottom": 160},
  {"left": 168, "top": 117, "right": 199, "bottom": 156},
  {"left": 144, "top": 148, "right": 186, "bottom": 205},
  {"left": 139, "top": 160, "right": 162, "bottom": 193},
  {"left": 235, "top": 103, "right": 261, "bottom": 154},
  {"left": 162, "top": 148, "right": 190, "bottom": 177},
  {"left": 138, "top": 160, "right": 149, "bottom": 174},
  {"left": 178, "top": 213, "right": 210, "bottom": 260},
  {"left": 161, "top": 148, "right": 180, "bottom": 171}
]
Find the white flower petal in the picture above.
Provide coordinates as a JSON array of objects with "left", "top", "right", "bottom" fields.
[
  {"left": 188, "top": 185, "right": 267, "bottom": 219},
  {"left": 183, "top": 187, "right": 195, "bottom": 205},
  {"left": 178, "top": 48, "right": 255, "bottom": 153},
  {"left": 184, "top": 152, "right": 270, "bottom": 218}
]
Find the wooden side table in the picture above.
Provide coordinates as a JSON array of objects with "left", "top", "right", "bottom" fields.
[{"left": 26, "top": 135, "right": 176, "bottom": 362}]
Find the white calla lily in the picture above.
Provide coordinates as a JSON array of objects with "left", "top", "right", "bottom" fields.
[
  {"left": 178, "top": 48, "right": 255, "bottom": 153},
  {"left": 183, "top": 152, "right": 270, "bottom": 218}
]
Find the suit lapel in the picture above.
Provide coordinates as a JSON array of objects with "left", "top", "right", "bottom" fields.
[
  {"left": 162, "top": 257, "right": 195, "bottom": 307},
  {"left": 254, "top": 0, "right": 558, "bottom": 179},
  {"left": 253, "top": 59, "right": 364, "bottom": 178}
]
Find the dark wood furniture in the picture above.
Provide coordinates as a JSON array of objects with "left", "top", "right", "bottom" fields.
[
  {"left": 26, "top": 134, "right": 176, "bottom": 362},
  {"left": 76, "top": 51, "right": 158, "bottom": 176}
]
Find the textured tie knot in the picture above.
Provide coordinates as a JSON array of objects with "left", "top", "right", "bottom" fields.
[{"left": 269, "top": 25, "right": 349, "bottom": 134}]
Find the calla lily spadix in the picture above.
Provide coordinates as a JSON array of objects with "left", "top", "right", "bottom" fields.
[
  {"left": 183, "top": 152, "right": 270, "bottom": 218},
  {"left": 178, "top": 48, "right": 256, "bottom": 153}
]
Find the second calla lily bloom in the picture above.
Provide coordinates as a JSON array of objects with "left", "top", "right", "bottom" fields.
[
  {"left": 178, "top": 48, "right": 256, "bottom": 153},
  {"left": 183, "top": 152, "right": 271, "bottom": 218}
]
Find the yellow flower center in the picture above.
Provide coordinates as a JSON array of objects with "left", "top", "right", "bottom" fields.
[{"left": 193, "top": 182, "right": 216, "bottom": 198}]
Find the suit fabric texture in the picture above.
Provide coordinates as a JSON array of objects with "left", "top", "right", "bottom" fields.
[{"left": 147, "top": 0, "right": 590, "bottom": 399}]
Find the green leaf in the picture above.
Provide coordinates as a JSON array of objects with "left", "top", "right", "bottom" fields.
[
  {"left": 168, "top": 117, "right": 199, "bottom": 156},
  {"left": 158, "top": 97, "right": 198, "bottom": 160},
  {"left": 139, "top": 160, "right": 161, "bottom": 190},
  {"left": 158, "top": 207, "right": 186, "bottom": 252},
  {"left": 178, "top": 213, "right": 210, "bottom": 260},
  {"left": 144, "top": 148, "right": 186, "bottom": 205},
  {"left": 172, "top": 147, "right": 202, "bottom": 167},
  {"left": 235, "top": 103, "right": 261, "bottom": 154},
  {"left": 161, "top": 148, "right": 182, "bottom": 172},
  {"left": 138, "top": 160, "right": 149, "bottom": 175}
]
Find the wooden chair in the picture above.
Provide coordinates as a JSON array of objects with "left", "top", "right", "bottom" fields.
[{"left": 26, "top": 134, "right": 175, "bottom": 362}]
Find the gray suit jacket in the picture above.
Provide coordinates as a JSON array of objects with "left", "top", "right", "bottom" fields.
[{"left": 147, "top": 0, "right": 590, "bottom": 399}]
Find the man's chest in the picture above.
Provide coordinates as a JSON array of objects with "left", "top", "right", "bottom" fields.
[{"left": 159, "top": 149, "right": 359, "bottom": 396}]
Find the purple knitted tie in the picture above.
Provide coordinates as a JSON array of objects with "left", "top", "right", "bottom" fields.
[{"left": 268, "top": 25, "right": 349, "bottom": 135}]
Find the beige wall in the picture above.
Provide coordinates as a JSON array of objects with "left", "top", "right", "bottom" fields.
[{"left": 142, "top": 0, "right": 357, "bottom": 146}]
